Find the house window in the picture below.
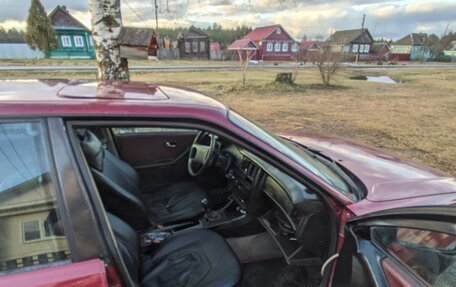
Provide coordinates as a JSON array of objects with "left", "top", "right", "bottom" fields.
[
  {"left": 185, "top": 41, "right": 191, "bottom": 53},
  {"left": 274, "top": 42, "right": 281, "bottom": 52},
  {"left": 266, "top": 42, "right": 273, "bottom": 52},
  {"left": 61, "top": 35, "right": 72, "bottom": 47},
  {"left": 364, "top": 44, "right": 370, "bottom": 53},
  {"left": 352, "top": 44, "right": 359, "bottom": 53},
  {"left": 282, "top": 42, "right": 288, "bottom": 52},
  {"left": 200, "top": 41, "right": 206, "bottom": 52},
  {"left": 89, "top": 36, "right": 94, "bottom": 46},
  {"left": 192, "top": 41, "right": 198, "bottom": 52},
  {"left": 74, "top": 36, "right": 84, "bottom": 47},
  {"left": 276, "top": 28, "right": 281, "bottom": 34},
  {"left": 23, "top": 221, "right": 41, "bottom": 242},
  {"left": 359, "top": 44, "right": 365, "bottom": 54}
]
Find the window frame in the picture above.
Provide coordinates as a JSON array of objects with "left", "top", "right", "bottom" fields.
[
  {"left": 274, "top": 42, "right": 281, "bottom": 52},
  {"left": 65, "top": 116, "right": 340, "bottom": 287},
  {"left": 61, "top": 36, "right": 72, "bottom": 48},
  {"left": 341, "top": 206, "right": 456, "bottom": 287},
  {"left": 199, "top": 41, "right": 206, "bottom": 53},
  {"left": 73, "top": 36, "right": 84, "bottom": 47},
  {"left": 0, "top": 118, "right": 75, "bottom": 274},
  {"left": 282, "top": 42, "right": 288, "bottom": 52},
  {"left": 266, "top": 42, "right": 273, "bottom": 52}
]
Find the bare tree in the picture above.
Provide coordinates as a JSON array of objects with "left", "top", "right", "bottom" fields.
[
  {"left": 88, "top": 0, "right": 129, "bottom": 80},
  {"left": 316, "top": 44, "right": 343, "bottom": 87}
]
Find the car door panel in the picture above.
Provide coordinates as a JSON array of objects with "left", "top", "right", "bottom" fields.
[
  {"left": 332, "top": 206, "right": 456, "bottom": 287},
  {"left": 113, "top": 130, "right": 197, "bottom": 189},
  {"left": 0, "top": 259, "right": 108, "bottom": 287}
]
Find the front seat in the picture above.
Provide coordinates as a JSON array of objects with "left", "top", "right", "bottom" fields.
[
  {"left": 78, "top": 129, "right": 207, "bottom": 229},
  {"left": 108, "top": 213, "right": 241, "bottom": 287}
]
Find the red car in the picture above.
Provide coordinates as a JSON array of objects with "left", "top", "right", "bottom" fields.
[{"left": 0, "top": 79, "right": 454, "bottom": 287}]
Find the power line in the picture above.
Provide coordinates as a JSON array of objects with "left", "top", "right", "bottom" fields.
[{"left": 121, "top": 0, "right": 147, "bottom": 24}]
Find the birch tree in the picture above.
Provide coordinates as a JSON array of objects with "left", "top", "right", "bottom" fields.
[{"left": 88, "top": 0, "right": 129, "bottom": 80}]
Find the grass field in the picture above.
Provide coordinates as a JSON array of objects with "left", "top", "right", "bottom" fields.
[{"left": 1, "top": 65, "right": 455, "bottom": 175}]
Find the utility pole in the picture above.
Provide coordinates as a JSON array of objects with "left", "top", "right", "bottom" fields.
[
  {"left": 356, "top": 14, "right": 365, "bottom": 64},
  {"left": 154, "top": 0, "right": 158, "bottom": 30}
]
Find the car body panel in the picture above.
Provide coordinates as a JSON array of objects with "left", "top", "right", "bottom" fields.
[
  {"left": 280, "top": 132, "right": 456, "bottom": 215},
  {"left": 0, "top": 259, "right": 108, "bottom": 287}
]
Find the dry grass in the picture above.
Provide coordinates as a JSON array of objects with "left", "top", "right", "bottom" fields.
[{"left": 0, "top": 66, "right": 455, "bottom": 175}]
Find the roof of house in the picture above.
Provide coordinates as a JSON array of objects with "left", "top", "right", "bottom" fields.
[
  {"left": 329, "top": 29, "right": 373, "bottom": 44},
  {"left": 372, "top": 42, "right": 390, "bottom": 52},
  {"left": 180, "top": 26, "right": 209, "bottom": 39},
  {"left": 228, "top": 39, "right": 258, "bottom": 50},
  {"left": 241, "top": 25, "right": 279, "bottom": 42},
  {"left": 118, "top": 27, "right": 156, "bottom": 46},
  {"left": 300, "top": 40, "right": 320, "bottom": 50},
  {"left": 48, "top": 5, "right": 89, "bottom": 31},
  {"left": 395, "top": 33, "right": 436, "bottom": 46}
]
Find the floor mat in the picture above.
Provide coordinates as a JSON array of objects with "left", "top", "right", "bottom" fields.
[{"left": 237, "top": 258, "right": 320, "bottom": 287}]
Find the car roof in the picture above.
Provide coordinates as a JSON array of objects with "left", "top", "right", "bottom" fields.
[{"left": 0, "top": 79, "right": 228, "bottom": 118}]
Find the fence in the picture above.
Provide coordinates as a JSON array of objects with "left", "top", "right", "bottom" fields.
[
  {"left": 0, "top": 43, "right": 44, "bottom": 59},
  {"left": 158, "top": 48, "right": 180, "bottom": 60}
]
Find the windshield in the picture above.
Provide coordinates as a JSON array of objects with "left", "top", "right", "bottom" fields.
[{"left": 229, "top": 110, "right": 351, "bottom": 196}]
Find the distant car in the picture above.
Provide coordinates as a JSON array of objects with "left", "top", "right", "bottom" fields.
[{"left": 0, "top": 79, "right": 455, "bottom": 287}]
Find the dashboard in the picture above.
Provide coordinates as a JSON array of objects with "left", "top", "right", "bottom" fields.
[{"left": 219, "top": 144, "right": 331, "bottom": 265}]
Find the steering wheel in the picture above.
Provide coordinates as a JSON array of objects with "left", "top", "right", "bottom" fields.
[{"left": 188, "top": 132, "right": 216, "bottom": 176}]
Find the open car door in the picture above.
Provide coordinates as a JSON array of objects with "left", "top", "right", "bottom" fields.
[{"left": 332, "top": 206, "right": 456, "bottom": 287}]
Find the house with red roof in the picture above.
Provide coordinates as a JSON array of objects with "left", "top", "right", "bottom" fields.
[{"left": 230, "top": 25, "right": 299, "bottom": 61}]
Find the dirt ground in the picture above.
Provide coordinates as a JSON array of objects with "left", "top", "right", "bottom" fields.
[{"left": 1, "top": 66, "right": 455, "bottom": 175}]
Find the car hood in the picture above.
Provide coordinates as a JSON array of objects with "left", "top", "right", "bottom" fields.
[{"left": 280, "top": 132, "right": 456, "bottom": 202}]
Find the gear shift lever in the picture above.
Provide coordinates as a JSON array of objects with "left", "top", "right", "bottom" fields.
[{"left": 201, "top": 198, "right": 209, "bottom": 213}]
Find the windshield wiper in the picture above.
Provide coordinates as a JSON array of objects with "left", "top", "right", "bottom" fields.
[{"left": 283, "top": 139, "right": 361, "bottom": 200}]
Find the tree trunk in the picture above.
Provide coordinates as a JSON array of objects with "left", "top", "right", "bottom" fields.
[{"left": 88, "top": 0, "right": 129, "bottom": 80}]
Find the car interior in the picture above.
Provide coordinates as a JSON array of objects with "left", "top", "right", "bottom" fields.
[{"left": 74, "top": 125, "right": 334, "bottom": 287}]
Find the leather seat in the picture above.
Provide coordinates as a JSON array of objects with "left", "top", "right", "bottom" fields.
[
  {"left": 78, "top": 129, "right": 207, "bottom": 229},
  {"left": 108, "top": 213, "right": 241, "bottom": 287}
]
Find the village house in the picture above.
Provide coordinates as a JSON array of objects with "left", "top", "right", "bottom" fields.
[
  {"left": 48, "top": 5, "right": 95, "bottom": 59},
  {"left": 389, "top": 33, "right": 437, "bottom": 61},
  {"left": 371, "top": 42, "right": 390, "bottom": 61},
  {"left": 177, "top": 26, "right": 210, "bottom": 59},
  {"left": 118, "top": 27, "right": 158, "bottom": 60},
  {"left": 443, "top": 41, "right": 456, "bottom": 60},
  {"left": 231, "top": 25, "right": 299, "bottom": 61},
  {"left": 299, "top": 40, "right": 320, "bottom": 62},
  {"left": 328, "top": 29, "right": 374, "bottom": 61}
]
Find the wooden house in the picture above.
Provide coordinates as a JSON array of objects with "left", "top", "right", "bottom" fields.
[
  {"left": 328, "top": 29, "right": 374, "bottom": 61},
  {"left": 232, "top": 25, "right": 298, "bottom": 61},
  {"left": 118, "top": 27, "right": 158, "bottom": 60},
  {"left": 371, "top": 42, "right": 390, "bottom": 61},
  {"left": 48, "top": 6, "right": 95, "bottom": 59},
  {"left": 228, "top": 39, "right": 258, "bottom": 61},
  {"left": 299, "top": 40, "right": 320, "bottom": 62},
  {"left": 389, "top": 33, "right": 436, "bottom": 61},
  {"left": 178, "top": 27, "right": 210, "bottom": 59}
]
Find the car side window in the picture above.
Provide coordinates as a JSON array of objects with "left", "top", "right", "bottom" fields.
[
  {"left": 0, "top": 122, "right": 70, "bottom": 273},
  {"left": 371, "top": 226, "right": 456, "bottom": 286}
]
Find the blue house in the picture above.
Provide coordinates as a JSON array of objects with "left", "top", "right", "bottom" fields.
[
  {"left": 47, "top": 6, "right": 95, "bottom": 59},
  {"left": 390, "top": 33, "right": 436, "bottom": 62}
]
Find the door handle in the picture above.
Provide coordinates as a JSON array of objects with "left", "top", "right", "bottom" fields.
[{"left": 165, "top": 142, "right": 177, "bottom": 148}]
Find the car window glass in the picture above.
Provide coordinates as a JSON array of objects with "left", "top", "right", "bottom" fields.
[
  {"left": 372, "top": 226, "right": 456, "bottom": 286},
  {"left": 0, "top": 122, "right": 70, "bottom": 274}
]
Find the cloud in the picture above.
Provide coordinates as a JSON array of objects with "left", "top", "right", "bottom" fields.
[{"left": 0, "top": 0, "right": 454, "bottom": 40}]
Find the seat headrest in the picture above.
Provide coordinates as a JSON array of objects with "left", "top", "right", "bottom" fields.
[{"left": 78, "top": 129, "right": 105, "bottom": 171}]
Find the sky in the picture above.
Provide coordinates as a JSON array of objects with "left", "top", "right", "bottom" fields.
[{"left": 0, "top": 0, "right": 455, "bottom": 40}]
